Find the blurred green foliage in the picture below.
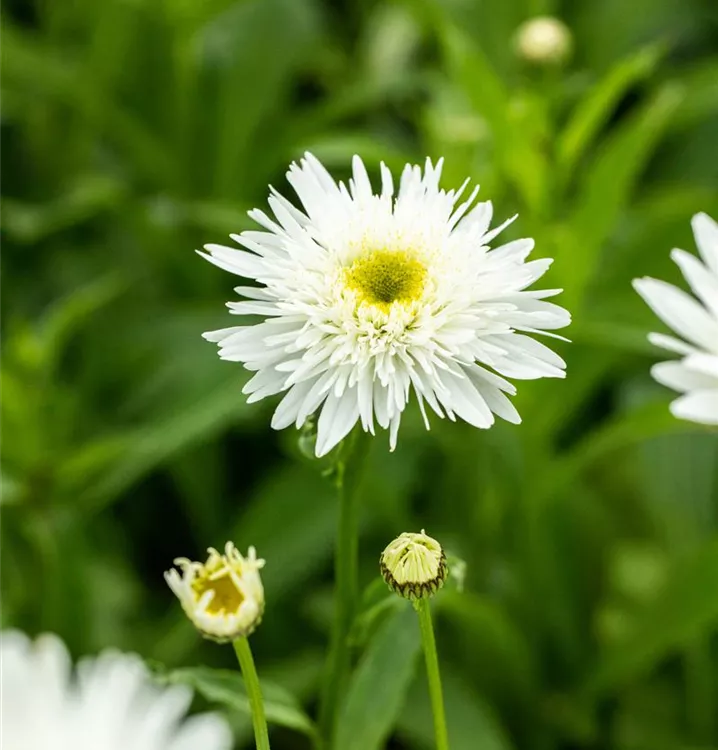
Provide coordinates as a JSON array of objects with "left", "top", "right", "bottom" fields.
[{"left": 2, "top": 0, "right": 718, "bottom": 748}]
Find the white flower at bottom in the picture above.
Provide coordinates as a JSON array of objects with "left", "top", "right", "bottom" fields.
[
  {"left": 200, "top": 153, "right": 570, "bottom": 457},
  {"left": 165, "top": 542, "right": 265, "bottom": 642},
  {"left": 633, "top": 212, "right": 718, "bottom": 425},
  {"left": 0, "top": 630, "right": 231, "bottom": 750}
]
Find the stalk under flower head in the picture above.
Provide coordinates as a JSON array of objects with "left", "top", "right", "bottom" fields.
[
  {"left": 165, "top": 542, "right": 265, "bottom": 642},
  {"left": 633, "top": 212, "right": 718, "bottom": 425},
  {"left": 201, "top": 153, "right": 570, "bottom": 456}
]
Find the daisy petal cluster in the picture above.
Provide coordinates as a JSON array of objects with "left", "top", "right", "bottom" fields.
[
  {"left": 0, "top": 630, "right": 231, "bottom": 750},
  {"left": 633, "top": 212, "right": 718, "bottom": 425},
  {"left": 201, "top": 153, "right": 570, "bottom": 456},
  {"left": 165, "top": 542, "right": 265, "bottom": 642}
]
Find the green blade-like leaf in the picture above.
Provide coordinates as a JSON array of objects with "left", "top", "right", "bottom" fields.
[
  {"left": 154, "top": 665, "right": 318, "bottom": 740},
  {"left": 70, "top": 374, "right": 253, "bottom": 512},
  {"left": 585, "top": 538, "right": 718, "bottom": 695},
  {"left": 557, "top": 44, "right": 664, "bottom": 179},
  {"left": 562, "top": 83, "right": 683, "bottom": 310},
  {"left": 440, "top": 23, "right": 547, "bottom": 214},
  {"left": 335, "top": 603, "right": 421, "bottom": 750},
  {"left": 398, "top": 665, "right": 513, "bottom": 750}
]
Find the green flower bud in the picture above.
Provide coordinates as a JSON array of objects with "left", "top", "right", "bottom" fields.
[
  {"left": 515, "top": 16, "right": 573, "bottom": 66},
  {"left": 380, "top": 530, "right": 447, "bottom": 600}
]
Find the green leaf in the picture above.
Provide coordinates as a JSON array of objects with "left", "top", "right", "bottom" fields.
[
  {"left": 335, "top": 603, "right": 421, "bottom": 750},
  {"left": 439, "top": 591, "right": 536, "bottom": 704},
  {"left": 398, "top": 665, "right": 513, "bottom": 750},
  {"left": 2, "top": 26, "right": 175, "bottom": 183},
  {"left": 557, "top": 44, "right": 664, "bottom": 179},
  {"left": 70, "top": 375, "right": 254, "bottom": 511},
  {"left": 154, "top": 665, "right": 318, "bottom": 740},
  {"left": 230, "top": 463, "right": 337, "bottom": 599},
  {"left": 349, "top": 578, "right": 403, "bottom": 647},
  {"left": 440, "top": 24, "right": 547, "bottom": 214},
  {"left": 562, "top": 83, "right": 683, "bottom": 310},
  {"left": 201, "top": 0, "right": 319, "bottom": 196},
  {"left": 586, "top": 539, "right": 718, "bottom": 694},
  {"left": 533, "top": 401, "right": 699, "bottom": 508},
  {"left": 2, "top": 176, "right": 126, "bottom": 244},
  {"left": 0, "top": 470, "right": 23, "bottom": 506},
  {"left": 667, "top": 59, "right": 718, "bottom": 133},
  {"left": 40, "top": 274, "right": 126, "bottom": 369}
]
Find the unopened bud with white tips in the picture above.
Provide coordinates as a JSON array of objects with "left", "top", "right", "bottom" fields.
[
  {"left": 515, "top": 16, "right": 573, "bottom": 66},
  {"left": 380, "top": 530, "right": 447, "bottom": 600}
]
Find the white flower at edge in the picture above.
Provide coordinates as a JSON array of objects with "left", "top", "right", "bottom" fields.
[
  {"left": 165, "top": 543, "right": 265, "bottom": 642},
  {"left": 633, "top": 212, "right": 718, "bottom": 426},
  {"left": 0, "top": 631, "right": 232, "bottom": 750},
  {"left": 201, "top": 154, "right": 571, "bottom": 456}
]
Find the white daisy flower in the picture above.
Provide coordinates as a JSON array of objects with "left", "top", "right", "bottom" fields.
[
  {"left": 165, "top": 542, "right": 265, "bottom": 642},
  {"left": 0, "top": 630, "right": 231, "bottom": 750},
  {"left": 201, "top": 153, "right": 570, "bottom": 456},
  {"left": 633, "top": 212, "right": 718, "bottom": 426}
]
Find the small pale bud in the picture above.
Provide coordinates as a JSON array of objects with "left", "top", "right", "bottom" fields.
[
  {"left": 380, "top": 530, "right": 447, "bottom": 600},
  {"left": 515, "top": 16, "right": 572, "bottom": 66},
  {"left": 165, "top": 542, "right": 265, "bottom": 643}
]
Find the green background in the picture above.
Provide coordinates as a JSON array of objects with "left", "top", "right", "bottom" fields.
[{"left": 2, "top": 0, "right": 718, "bottom": 747}]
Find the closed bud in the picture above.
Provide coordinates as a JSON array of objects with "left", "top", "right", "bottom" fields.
[
  {"left": 380, "top": 530, "right": 447, "bottom": 600},
  {"left": 515, "top": 16, "right": 572, "bottom": 66}
]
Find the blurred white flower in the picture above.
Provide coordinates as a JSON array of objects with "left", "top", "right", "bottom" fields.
[
  {"left": 515, "top": 16, "right": 573, "bottom": 65},
  {"left": 0, "top": 630, "right": 231, "bottom": 750},
  {"left": 633, "top": 212, "right": 718, "bottom": 425},
  {"left": 201, "top": 154, "right": 570, "bottom": 456},
  {"left": 165, "top": 542, "right": 265, "bottom": 642}
]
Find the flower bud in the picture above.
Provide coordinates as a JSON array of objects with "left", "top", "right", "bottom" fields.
[
  {"left": 165, "top": 542, "right": 265, "bottom": 642},
  {"left": 515, "top": 16, "right": 572, "bottom": 66},
  {"left": 380, "top": 530, "right": 447, "bottom": 600}
]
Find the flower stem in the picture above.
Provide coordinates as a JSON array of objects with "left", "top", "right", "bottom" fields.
[
  {"left": 318, "top": 431, "right": 366, "bottom": 745},
  {"left": 233, "top": 637, "right": 271, "bottom": 750},
  {"left": 415, "top": 598, "right": 450, "bottom": 750}
]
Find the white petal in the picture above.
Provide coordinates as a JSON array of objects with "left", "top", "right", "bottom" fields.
[
  {"left": 670, "top": 389, "right": 718, "bottom": 425},
  {"left": 647, "top": 332, "right": 698, "bottom": 356},
  {"left": 199, "top": 245, "right": 266, "bottom": 279},
  {"left": 670, "top": 248, "right": 718, "bottom": 319},
  {"left": 436, "top": 370, "right": 494, "bottom": 428},
  {"left": 168, "top": 714, "right": 233, "bottom": 750},
  {"left": 350, "top": 155, "right": 373, "bottom": 202},
  {"left": 692, "top": 212, "right": 718, "bottom": 275},
  {"left": 633, "top": 277, "right": 718, "bottom": 351},
  {"left": 651, "top": 361, "right": 718, "bottom": 393},
  {"left": 683, "top": 353, "right": 718, "bottom": 380},
  {"left": 316, "top": 390, "right": 360, "bottom": 457},
  {"left": 271, "top": 381, "right": 314, "bottom": 429},
  {"left": 466, "top": 366, "right": 521, "bottom": 423}
]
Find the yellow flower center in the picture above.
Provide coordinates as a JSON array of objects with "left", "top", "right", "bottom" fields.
[
  {"left": 344, "top": 250, "right": 426, "bottom": 309},
  {"left": 193, "top": 571, "right": 244, "bottom": 615}
]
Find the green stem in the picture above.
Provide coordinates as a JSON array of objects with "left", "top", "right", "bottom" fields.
[
  {"left": 233, "top": 637, "right": 271, "bottom": 750},
  {"left": 415, "top": 598, "right": 450, "bottom": 750},
  {"left": 318, "top": 433, "right": 365, "bottom": 745}
]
